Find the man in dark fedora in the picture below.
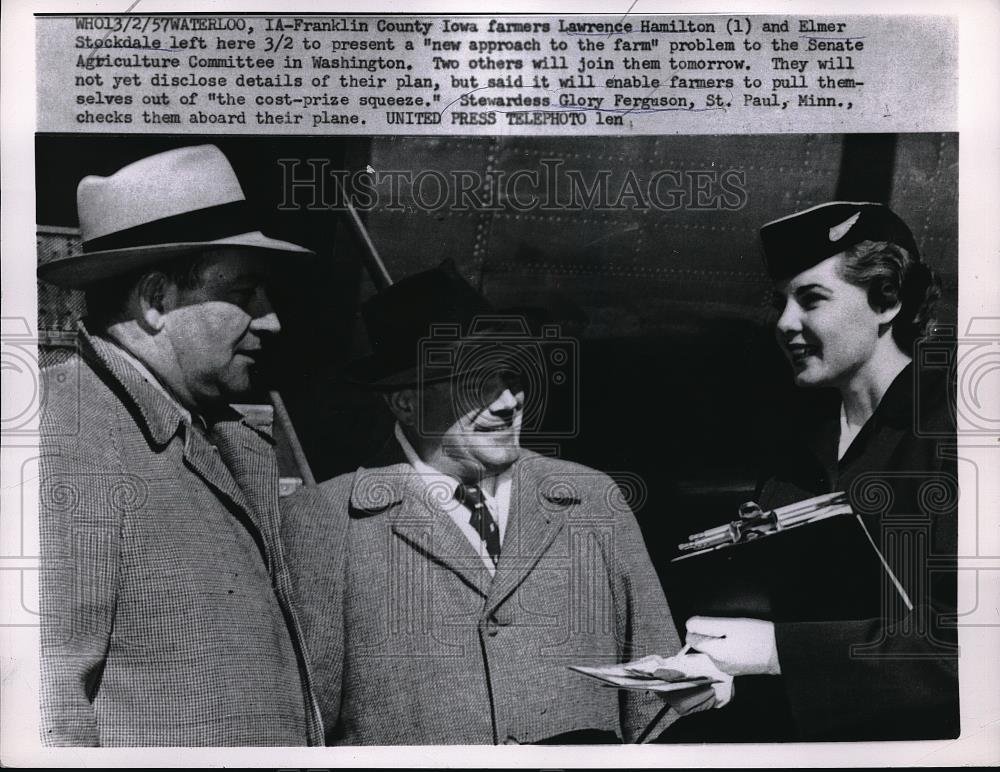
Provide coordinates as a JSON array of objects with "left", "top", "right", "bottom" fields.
[
  {"left": 282, "top": 260, "right": 730, "bottom": 745},
  {"left": 37, "top": 144, "right": 323, "bottom": 746}
]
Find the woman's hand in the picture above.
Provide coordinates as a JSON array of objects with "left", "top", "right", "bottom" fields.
[{"left": 685, "top": 616, "right": 781, "bottom": 676}]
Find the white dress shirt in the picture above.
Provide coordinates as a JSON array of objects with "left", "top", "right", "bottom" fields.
[
  {"left": 837, "top": 403, "right": 863, "bottom": 461},
  {"left": 394, "top": 423, "right": 511, "bottom": 575}
]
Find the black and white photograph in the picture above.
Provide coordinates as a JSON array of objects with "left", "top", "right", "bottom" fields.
[
  {"left": 31, "top": 129, "right": 962, "bottom": 746},
  {"left": 2, "top": 3, "right": 999, "bottom": 767}
]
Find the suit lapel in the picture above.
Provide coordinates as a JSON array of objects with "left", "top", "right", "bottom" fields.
[
  {"left": 484, "top": 454, "right": 568, "bottom": 616},
  {"left": 839, "top": 365, "right": 915, "bottom": 479},
  {"left": 183, "top": 418, "right": 275, "bottom": 552},
  {"left": 213, "top": 418, "right": 280, "bottom": 530},
  {"left": 352, "top": 464, "right": 493, "bottom": 597},
  {"left": 83, "top": 327, "right": 280, "bottom": 567}
]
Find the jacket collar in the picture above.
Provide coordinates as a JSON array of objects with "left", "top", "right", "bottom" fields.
[
  {"left": 78, "top": 324, "right": 277, "bottom": 547},
  {"left": 873, "top": 360, "right": 946, "bottom": 430},
  {"left": 348, "top": 446, "right": 574, "bottom": 605},
  {"left": 800, "top": 361, "right": 926, "bottom": 480},
  {"left": 483, "top": 451, "right": 574, "bottom": 615},
  {"left": 78, "top": 324, "right": 189, "bottom": 447},
  {"left": 350, "top": 457, "right": 495, "bottom": 596},
  {"left": 836, "top": 361, "right": 930, "bottom": 474}
]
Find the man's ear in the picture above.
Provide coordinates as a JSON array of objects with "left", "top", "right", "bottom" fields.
[
  {"left": 134, "top": 271, "right": 177, "bottom": 333},
  {"left": 382, "top": 389, "right": 417, "bottom": 426}
]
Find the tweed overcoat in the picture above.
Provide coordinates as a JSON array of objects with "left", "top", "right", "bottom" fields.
[
  {"left": 39, "top": 328, "right": 323, "bottom": 746},
  {"left": 282, "top": 446, "right": 690, "bottom": 745}
]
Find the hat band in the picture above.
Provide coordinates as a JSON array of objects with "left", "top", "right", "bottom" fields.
[{"left": 82, "top": 200, "right": 256, "bottom": 253}]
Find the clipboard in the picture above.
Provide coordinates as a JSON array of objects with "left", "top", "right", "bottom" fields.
[{"left": 664, "top": 493, "right": 912, "bottom": 623}]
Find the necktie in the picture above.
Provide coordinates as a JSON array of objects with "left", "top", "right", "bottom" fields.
[{"left": 454, "top": 483, "right": 501, "bottom": 566}]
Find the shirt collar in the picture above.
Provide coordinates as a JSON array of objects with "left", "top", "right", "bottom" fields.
[
  {"left": 105, "top": 337, "right": 197, "bottom": 427},
  {"left": 77, "top": 324, "right": 191, "bottom": 445},
  {"left": 393, "top": 423, "right": 500, "bottom": 500}
]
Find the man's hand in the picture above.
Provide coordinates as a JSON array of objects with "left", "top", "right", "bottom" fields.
[
  {"left": 665, "top": 652, "right": 734, "bottom": 709},
  {"left": 685, "top": 616, "right": 781, "bottom": 676},
  {"left": 629, "top": 652, "right": 735, "bottom": 710},
  {"left": 658, "top": 684, "right": 718, "bottom": 715}
]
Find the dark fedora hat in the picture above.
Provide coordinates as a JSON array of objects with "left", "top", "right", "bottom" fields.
[
  {"left": 760, "top": 201, "right": 920, "bottom": 281},
  {"left": 346, "top": 260, "right": 520, "bottom": 390}
]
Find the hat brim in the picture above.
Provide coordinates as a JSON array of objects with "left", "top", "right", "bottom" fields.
[
  {"left": 343, "top": 354, "right": 512, "bottom": 391},
  {"left": 37, "top": 231, "right": 314, "bottom": 289},
  {"left": 341, "top": 357, "right": 459, "bottom": 391}
]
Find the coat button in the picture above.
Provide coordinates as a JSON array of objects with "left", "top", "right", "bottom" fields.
[{"left": 484, "top": 612, "right": 509, "bottom": 636}]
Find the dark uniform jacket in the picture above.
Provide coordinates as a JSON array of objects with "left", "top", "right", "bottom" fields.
[
  {"left": 668, "top": 362, "right": 959, "bottom": 742},
  {"left": 764, "top": 362, "right": 959, "bottom": 740}
]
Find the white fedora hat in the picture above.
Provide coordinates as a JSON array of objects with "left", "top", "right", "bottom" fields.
[{"left": 38, "top": 144, "right": 314, "bottom": 288}]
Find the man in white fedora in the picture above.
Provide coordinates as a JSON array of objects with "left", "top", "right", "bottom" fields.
[{"left": 37, "top": 145, "right": 323, "bottom": 746}]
